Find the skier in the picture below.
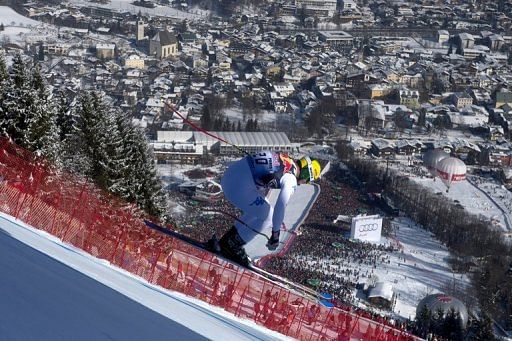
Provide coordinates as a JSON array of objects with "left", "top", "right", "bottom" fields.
[{"left": 212, "top": 151, "right": 321, "bottom": 267}]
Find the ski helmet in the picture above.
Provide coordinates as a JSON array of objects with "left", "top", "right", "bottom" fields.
[{"left": 298, "top": 156, "right": 321, "bottom": 183}]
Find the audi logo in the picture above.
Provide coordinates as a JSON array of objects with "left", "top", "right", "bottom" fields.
[{"left": 358, "top": 223, "right": 379, "bottom": 232}]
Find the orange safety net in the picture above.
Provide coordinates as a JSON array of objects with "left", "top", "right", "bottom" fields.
[{"left": 0, "top": 138, "right": 420, "bottom": 340}]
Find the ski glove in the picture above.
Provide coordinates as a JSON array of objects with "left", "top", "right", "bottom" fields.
[{"left": 267, "top": 230, "right": 280, "bottom": 251}]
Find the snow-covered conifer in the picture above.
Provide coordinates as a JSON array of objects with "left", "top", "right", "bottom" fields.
[
  {"left": 0, "top": 53, "right": 33, "bottom": 145},
  {"left": 25, "top": 64, "right": 61, "bottom": 165}
]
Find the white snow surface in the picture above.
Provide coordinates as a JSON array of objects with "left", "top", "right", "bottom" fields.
[
  {"left": 0, "top": 211, "right": 290, "bottom": 341},
  {"left": 414, "top": 176, "right": 512, "bottom": 231},
  {"left": 376, "top": 217, "right": 471, "bottom": 320},
  {"left": 65, "top": 0, "right": 208, "bottom": 19},
  {"left": 0, "top": 6, "right": 43, "bottom": 44},
  {"left": 0, "top": 6, "right": 39, "bottom": 27},
  {"left": 387, "top": 158, "right": 512, "bottom": 232}
]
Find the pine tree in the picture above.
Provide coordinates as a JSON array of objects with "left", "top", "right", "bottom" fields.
[
  {"left": 66, "top": 92, "right": 167, "bottom": 217},
  {"left": 440, "top": 308, "right": 464, "bottom": 341},
  {"left": 200, "top": 105, "right": 212, "bottom": 130},
  {"left": 102, "top": 109, "right": 130, "bottom": 198},
  {"left": 245, "top": 118, "right": 253, "bottom": 131},
  {"left": 88, "top": 92, "right": 119, "bottom": 188},
  {"left": 66, "top": 91, "right": 110, "bottom": 181},
  {"left": 415, "top": 305, "right": 432, "bottom": 337},
  {"left": 474, "top": 313, "right": 495, "bottom": 340},
  {"left": 213, "top": 117, "right": 222, "bottom": 131},
  {"left": 25, "top": 65, "right": 61, "bottom": 165},
  {"left": 122, "top": 122, "right": 167, "bottom": 217},
  {"left": 432, "top": 307, "right": 446, "bottom": 336},
  {"left": 222, "top": 117, "right": 230, "bottom": 131},
  {"left": 0, "top": 53, "right": 8, "bottom": 134},
  {"left": 0, "top": 54, "right": 33, "bottom": 145},
  {"left": 0, "top": 53, "right": 7, "bottom": 85},
  {"left": 106, "top": 110, "right": 135, "bottom": 200},
  {"left": 55, "top": 91, "right": 75, "bottom": 143}
]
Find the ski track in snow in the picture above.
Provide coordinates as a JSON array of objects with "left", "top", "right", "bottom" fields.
[{"left": 0, "top": 212, "right": 290, "bottom": 341}]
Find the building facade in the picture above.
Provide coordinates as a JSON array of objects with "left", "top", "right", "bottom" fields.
[
  {"left": 149, "top": 30, "right": 179, "bottom": 59},
  {"left": 296, "top": 0, "right": 337, "bottom": 17},
  {"left": 96, "top": 43, "right": 115, "bottom": 59}
]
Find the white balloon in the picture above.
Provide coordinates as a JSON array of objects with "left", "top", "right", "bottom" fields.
[
  {"left": 423, "top": 149, "right": 449, "bottom": 178},
  {"left": 436, "top": 157, "right": 466, "bottom": 190}
]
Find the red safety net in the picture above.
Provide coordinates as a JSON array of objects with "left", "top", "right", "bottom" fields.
[{"left": 0, "top": 137, "right": 420, "bottom": 340}]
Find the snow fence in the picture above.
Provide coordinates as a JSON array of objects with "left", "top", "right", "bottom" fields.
[{"left": 0, "top": 138, "right": 420, "bottom": 341}]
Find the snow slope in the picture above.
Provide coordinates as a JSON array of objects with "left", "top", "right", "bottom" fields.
[
  {"left": 0, "top": 6, "right": 39, "bottom": 27},
  {"left": 388, "top": 158, "right": 512, "bottom": 232},
  {"left": 0, "top": 212, "right": 289, "bottom": 341},
  {"left": 414, "top": 176, "right": 512, "bottom": 231},
  {"left": 65, "top": 0, "right": 207, "bottom": 19},
  {"left": 0, "top": 6, "right": 42, "bottom": 44}
]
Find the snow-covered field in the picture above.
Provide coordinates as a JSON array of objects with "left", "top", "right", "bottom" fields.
[
  {"left": 380, "top": 217, "right": 471, "bottom": 320},
  {"left": 0, "top": 6, "right": 39, "bottom": 27},
  {"left": 0, "top": 6, "right": 42, "bottom": 44},
  {"left": 65, "top": 0, "right": 208, "bottom": 19},
  {"left": 414, "top": 176, "right": 512, "bottom": 231},
  {"left": 0, "top": 211, "right": 289, "bottom": 340},
  {"left": 388, "top": 158, "right": 512, "bottom": 233}
]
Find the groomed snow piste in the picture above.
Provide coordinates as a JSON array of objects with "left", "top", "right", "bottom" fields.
[{"left": 0, "top": 212, "right": 290, "bottom": 341}]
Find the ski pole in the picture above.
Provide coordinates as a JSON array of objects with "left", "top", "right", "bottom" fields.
[
  {"left": 164, "top": 101, "right": 251, "bottom": 156},
  {"left": 205, "top": 208, "right": 296, "bottom": 239},
  {"left": 204, "top": 208, "right": 271, "bottom": 241}
]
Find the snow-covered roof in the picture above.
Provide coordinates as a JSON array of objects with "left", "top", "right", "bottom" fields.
[
  {"left": 206, "top": 132, "right": 291, "bottom": 148},
  {"left": 368, "top": 282, "right": 394, "bottom": 301},
  {"left": 447, "top": 113, "right": 487, "bottom": 128},
  {"left": 96, "top": 43, "right": 115, "bottom": 50},
  {"left": 395, "top": 139, "right": 420, "bottom": 149},
  {"left": 371, "top": 138, "right": 395, "bottom": 150},
  {"left": 156, "top": 131, "right": 194, "bottom": 143},
  {"left": 156, "top": 131, "right": 291, "bottom": 149}
]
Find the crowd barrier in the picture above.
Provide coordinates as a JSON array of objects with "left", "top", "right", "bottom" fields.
[{"left": 0, "top": 137, "right": 420, "bottom": 340}]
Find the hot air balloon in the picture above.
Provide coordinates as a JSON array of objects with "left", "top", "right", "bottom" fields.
[
  {"left": 423, "top": 149, "right": 449, "bottom": 179},
  {"left": 436, "top": 157, "right": 466, "bottom": 192}
]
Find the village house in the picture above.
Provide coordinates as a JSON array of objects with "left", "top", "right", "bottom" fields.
[
  {"left": 123, "top": 54, "right": 145, "bottom": 69},
  {"left": 452, "top": 92, "right": 473, "bottom": 109},
  {"left": 96, "top": 43, "right": 115, "bottom": 59},
  {"left": 399, "top": 89, "right": 420, "bottom": 108},
  {"left": 370, "top": 138, "right": 395, "bottom": 157},
  {"left": 395, "top": 140, "right": 421, "bottom": 155}
]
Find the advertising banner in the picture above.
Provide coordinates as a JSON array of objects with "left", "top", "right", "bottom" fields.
[{"left": 350, "top": 215, "right": 382, "bottom": 243}]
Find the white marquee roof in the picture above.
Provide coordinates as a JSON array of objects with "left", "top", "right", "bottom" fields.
[{"left": 155, "top": 131, "right": 291, "bottom": 147}]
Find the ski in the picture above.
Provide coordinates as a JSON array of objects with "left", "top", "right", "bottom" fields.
[
  {"left": 248, "top": 264, "right": 319, "bottom": 299},
  {"left": 143, "top": 219, "right": 320, "bottom": 300},
  {"left": 144, "top": 219, "right": 207, "bottom": 249}
]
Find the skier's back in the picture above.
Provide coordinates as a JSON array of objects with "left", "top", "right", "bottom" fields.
[{"left": 216, "top": 150, "right": 321, "bottom": 267}]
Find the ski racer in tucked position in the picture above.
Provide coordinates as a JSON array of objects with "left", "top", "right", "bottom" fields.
[{"left": 213, "top": 151, "right": 321, "bottom": 267}]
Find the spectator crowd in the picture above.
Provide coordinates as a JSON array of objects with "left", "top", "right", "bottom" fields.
[{"left": 167, "top": 164, "right": 414, "bottom": 331}]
